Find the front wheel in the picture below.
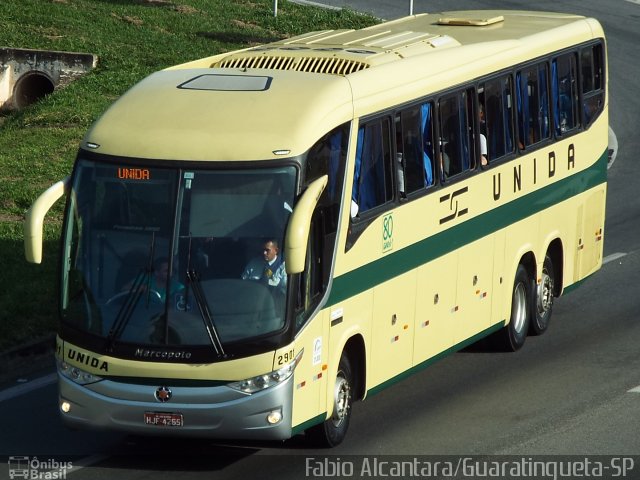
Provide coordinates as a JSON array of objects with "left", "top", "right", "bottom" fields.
[
  {"left": 530, "top": 255, "right": 555, "bottom": 335},
  {"left": 307, "top": 353, "right": 353, "bottom": 447}
]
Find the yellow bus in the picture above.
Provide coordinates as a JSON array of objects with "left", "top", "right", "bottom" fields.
[{"left": 24, "top": 10, "right": 607, "bottom": 446}]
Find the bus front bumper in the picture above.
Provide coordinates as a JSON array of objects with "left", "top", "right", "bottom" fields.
[{"left": 57, "top": 373, "right": 294, "bottom": 440}]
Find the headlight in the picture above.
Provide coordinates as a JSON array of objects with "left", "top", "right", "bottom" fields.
[
  {"left": 228, "top": 349, "right": 303, "bottom": 394},
  {"left": 57, "top": 359, "right": 103, "bottom": 385}
]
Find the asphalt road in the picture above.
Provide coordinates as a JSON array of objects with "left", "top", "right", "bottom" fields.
[{"left": 1, "top": 0, "right": 639, "bottom": 479}]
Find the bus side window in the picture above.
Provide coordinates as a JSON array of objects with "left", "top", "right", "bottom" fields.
[
  {"left": 516, "top": 63, "right": 550, "bottom": 149},
  {"left": 552, "top": 53, "right": 579, "bottom": 136},
  {"left": 439, "top": 89, "right": 474, "bottom": 179},
  {"left": 294, "top": 214, "right": 323, "bottom": 331},
  {"left": 351, "top": 117, "right": 394, "bottom": 215},
  {"left": 396, "top": 102, "right": 435, "bottom": 195},
  {"left": 297, "top": 123, "right": 350, "bottom": 329},
  {"left": 481, "top": 75, "right": 515, "bottom": 162},
  {"left": 580, "top": 43, "right": 605, "bottom": 127},
  {"left": 305, "top": 124, "right": 349, "bottom": 234}
]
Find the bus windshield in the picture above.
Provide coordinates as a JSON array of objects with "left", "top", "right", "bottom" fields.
[{"left": 61, "top": 158, "right": 297, "bottom": 351}]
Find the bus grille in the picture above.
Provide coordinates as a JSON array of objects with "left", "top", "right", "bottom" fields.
[{"left": 214, "top": 55, "right": 369, "bottom": 76}]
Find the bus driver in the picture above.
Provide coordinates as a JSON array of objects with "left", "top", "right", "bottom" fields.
[{"left": 241, "top": 239, "right": 287, "bottom": 294}]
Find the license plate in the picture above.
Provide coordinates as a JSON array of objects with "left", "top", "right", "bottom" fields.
[{"left": 144, "top": 412, "right": 184, "bottom": 427}]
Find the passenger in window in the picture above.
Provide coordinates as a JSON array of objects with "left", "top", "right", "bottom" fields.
[
  {"left": 479, "top": 102, "right": 488, "bottom": 167},
  {"left": 438, "top": 139, "right": 450, "bottom": 180},
  {"left": 479, "top": 135, "right": 488, "bottom": 166},
  {"left": 350, "top": 199, "right": 359, "bottom": 218},
  {"left": 241, "top": 239, "right": 287, "bottom": 293}
]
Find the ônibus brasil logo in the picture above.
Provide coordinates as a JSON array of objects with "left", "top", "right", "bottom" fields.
[{"left": 8, "top": 456, "right": 73, "bottom": 479}]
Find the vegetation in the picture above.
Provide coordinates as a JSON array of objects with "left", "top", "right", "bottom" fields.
[{"left": 0, "top": 0, "right": 377, "bottom": 352}]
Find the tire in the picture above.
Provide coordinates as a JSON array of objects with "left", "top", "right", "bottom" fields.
[
  {"left": 496, "top": 264, "right": 531, "bottom": 351},
  {"left": 307, "top": 353, "right": 353, "bottom": 447},
  {"left": 530, "top": 255, "right": 555, "bottom": 335}
]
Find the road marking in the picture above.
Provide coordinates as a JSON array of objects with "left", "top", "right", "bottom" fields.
[
  {"left": 0, "top": 373, "right": 57, "bottom": 403},
  {"left": 0, "top": 375, "right": 112, "bottom": 473},
  {"left": 624, "top": 0, "right": 640, "bottom": 4},
  {"left": 629, "top": 385, "right": 640, "bottom": 393},
  {"left": 69, "top": 454, "right": 111, "bottom": 473},
  {"left": 603, "top": 252, "right": 627, "bottom": 264}
]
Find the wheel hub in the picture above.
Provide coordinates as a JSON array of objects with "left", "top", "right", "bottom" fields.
[
  {"left": 331, "top": 374, "right": 351, "bottom": 427},
  {"left": 537, "top": 272, "right": 554, "bottom": 315},
  {"left": 512, "top": 282, "right": 527, "bottom": 333}
]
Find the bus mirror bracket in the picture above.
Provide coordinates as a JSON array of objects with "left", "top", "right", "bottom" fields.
[
  {"left": 285, "top": 175, "right": 327, "bottom": 274},
  {"left": 24, "top": 177, "right": 70, "bottom": 264}
]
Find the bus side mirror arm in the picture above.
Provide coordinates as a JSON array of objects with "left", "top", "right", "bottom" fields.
[
  {"left": 24, "top": 177, "right": 70, "bottom": 264},
  {"left": 285, "top": 175, "right": 327, "bottom": 274}
]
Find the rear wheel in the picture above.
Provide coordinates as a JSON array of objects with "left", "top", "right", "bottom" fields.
[
  {"left": 530, "top": 255, "right": 555, "bottom": 335},
  {"left": 496, "top": 264, "right": 531, "bottom": 351},
  {"left": 307, "top": 353, "right": 353, "bottom": 447}
]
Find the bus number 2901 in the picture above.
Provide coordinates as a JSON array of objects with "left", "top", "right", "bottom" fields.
[{"left": 277, "top": 349, "right": 295, "bottom": 366}]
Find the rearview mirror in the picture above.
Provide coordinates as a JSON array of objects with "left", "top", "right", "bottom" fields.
[
  {"left": 285, "top": 175, "right": 327, "bottom": 274},
  {"left": 24, "top": 177, "right": 69, "bottom": 264}
]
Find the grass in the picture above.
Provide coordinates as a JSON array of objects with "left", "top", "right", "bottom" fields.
[{"left": 0, "top": 0, "right": 377, "bottom": 352}]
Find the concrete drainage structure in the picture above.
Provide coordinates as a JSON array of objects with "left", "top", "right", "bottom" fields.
[{"left": 0, "top": 47, "right": 97, "bottom": 111}]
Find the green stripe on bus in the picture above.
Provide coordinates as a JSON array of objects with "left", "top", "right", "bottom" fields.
[
  {"left": 293, "top": 323, "right": 505, "bottom": 434},
  {"left": 561, "top": 271, "right": 597, "bottom": 295},
  {"left": 292, "top": 413, "right": 326, "bottom": 436},
  {"left": 328, "top": 150, "right": 607, "bottom": 306},
  {"left": 366, "top": 321, "right": 505, "bottom": 398}
]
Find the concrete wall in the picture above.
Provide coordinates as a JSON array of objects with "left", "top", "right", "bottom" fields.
[{"left": 0, "top": 47, "right": 97, "bottom": 111}]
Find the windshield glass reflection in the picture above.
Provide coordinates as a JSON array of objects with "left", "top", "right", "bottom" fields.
[{"left": 61, "top": 159, "right": 296, "bottom": 349}]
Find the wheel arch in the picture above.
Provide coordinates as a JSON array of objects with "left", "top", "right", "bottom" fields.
[
  {"left": 519, "top": 250, "right": 537, "bottom": 284},
  {"left": 545, "top": 238, "right": 564, "bottom": 296},
  {"left": 341, "top": 334, "right": 366, "bottom": 402}
]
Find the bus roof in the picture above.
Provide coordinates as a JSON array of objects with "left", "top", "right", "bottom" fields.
[
  {"left": 83, "top": 10, "right": 603, "bottom": 162},
  {"left": 83, "top": 67, "right": 353, "bottom": 162}
]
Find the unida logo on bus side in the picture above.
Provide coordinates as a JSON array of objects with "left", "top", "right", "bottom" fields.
[{"left": 438, "top": 143, "right": 577, "bottom": 226}]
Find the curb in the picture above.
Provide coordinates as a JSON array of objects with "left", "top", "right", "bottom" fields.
[{"left": 289, "top": 0, "right": 342, "bottom": 10}]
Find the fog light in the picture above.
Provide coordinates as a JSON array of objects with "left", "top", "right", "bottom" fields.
[
  {"left": 61, "top": 401, "right": 71, "bottom": 413},
  {"left": 267, "top": 410, "right": 282, "bottom": 425}
]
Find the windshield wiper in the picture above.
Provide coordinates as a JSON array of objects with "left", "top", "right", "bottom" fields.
[
  {"left": 105, "top": 233, "right": 155, "bottom": 351},
  {"left": 105, "top": 269, "right": 147, "bottom": 350},
  {"left": 187, "top": 269, "right": 225, "bottom": 357},
  {"left": 186, "top": 236, "right": 225, "bottom": 357}
]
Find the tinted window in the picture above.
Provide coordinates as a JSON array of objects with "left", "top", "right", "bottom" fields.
[
  {"left": 397, "top": 102, "right": 435, "bottom": 195},
  {"left": 552, "top": 53, "right": 579, "bottom": 135},
  {"left": 580, "top": 43, "right": 605, "bottom": 126},
  {"left": 352, "top": 117, "right": 394, "bottom": 215},
  {"left": 481, "top": 76, "right": 515, "bottom": 162},
  {"left": 439, "top": 89, "right": 475, "bottom": 179},
  {"left": 516, "top": 64, "right": 550, "bottom": 148}
]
